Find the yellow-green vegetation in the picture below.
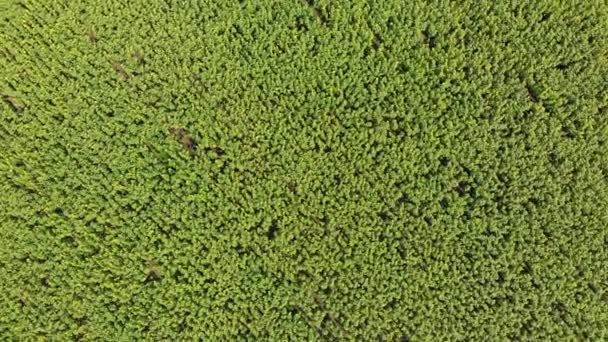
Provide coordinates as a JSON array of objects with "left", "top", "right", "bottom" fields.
[{"left": 1, "top": 0, "right": 608, "bottom": 340}]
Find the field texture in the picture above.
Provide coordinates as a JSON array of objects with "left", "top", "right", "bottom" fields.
[{"left": 1, "top": 0, "right": 608, "bottom": 340}]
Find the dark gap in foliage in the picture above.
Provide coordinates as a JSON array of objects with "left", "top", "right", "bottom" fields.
[
  {"left": 274, "top": 41, "right": 287, "bottom": 54},
  {"left": 59, "top": 70, "right": 77, "bottom": 80},
  {"left": 308, "top": 214, "right": 328, "bottom": 227},
  {"left": 86, "top": 29, "right": 98, "bottom": 43},
  {"left": 93, "top": 227, "right": 107, "bottom": 239},
  {"left": 232, "top": 23, "right": 243, "bottom": 37},
  {"left": 588, "top": 282, "right": 598, "bottom": 293},
  {"left": 540, "top": 12, "right": 551, "bottom": 22},
  {"left": 556, "top": 61, "right": 575, "bottom": 70},
  {"left": 294, "top": 15, "right": 308, "bottom": 31},
  {"left": 452, "top": 181, "right": 470, "bottom": 196},
  {"left": 80, "top": 247, "right": 100, "bottom": 260},
  {"left": 204, "top": 146, "right": 225, "bottom": 155},
  {"left": 122, "top": 203, "right": 135, "bottom": 213},
  {"left": 422, "top": 29, "right": 436, "bottom": 49},
  {"left": 396, "top": 192, "right": 411, "bottom": 205},
  {"left": 152, "top": 239, "right": 163, "bottom": 249},
  {"left": 216, "top": 97, "right": 228, "bottom": 111},
  {"left": 287, "top": 306, "right": 298, "bottom": 316},
  {"left": 299, "top": 0, "right": 329, "bottom": 26},
  {"left": 497, "top": 271, "right": 505, "bottom": 284},
  {"left": 561, "top": 125, "right": 576, "bottom": 139},
  {"left": 2, "top": 94, "right": 24, "bottom": 113},
  {"left": 297, "top": 269, "right": 312, "bottom": 284},
  {"left": 462, "top": 204, "right": 474, "bottom": 221},
  {"left": 423, "top": 216, "right": 433, "bottom": 225},
  {"left": 520, "top": 108, "right": 534, "bottom": 121},
  {"left": 17, "top": 2, "right": 31, "bottom": 10},
  {"left": 223, "top": 298, "right": 235, "bottom": 311},
  {"left": 169, "top": 126, "right": 197, "bottom": 154},
  {"left": 250, "top": 218, "right": 264, "bottom": 233},
  {"left": 75, "top": 316, "right": 87, "bottom": 327},
  {"left": 287, "top": 181, "right": 298, "bottom": 193},
  {"left": 111, "top": 62, "right": 130, "bottom": 80},
  {"left": 378, "top": 211, "right": 389, "bottom": 221},
  {"left": 60, "top": 235, "right": 76, "bottom": 246},
  {"left": 397, "top": 243, "right": 407, "bottom": 259},
  {"left": 40, "top": 276, "right": 50, "bottom": 287},
  {"left": 144, "top": 268, "right": 162, "bottom": 284},
  {"left": 332, "top": 175, "right": 341, "bottom": 185},
  {"left": 552, "top": 301, "right": 569, "bottom": 320},
  {"left": 463, "top": 66, "right": 472, "bottom": 80},
  {"left": 160, "top": 223, "right": 177, "bottom": 238},
  {"left": 131, "top": 51, "right": 145, "bottom": 65},
  {"left": 396, "top": 62, "right": 408, "bottom": 74},
  {"left": 173, "top": 269, "right": 184, "bottom": 282},
  {"left": 525, "top": 83, "right": 539, "bottom": 102},
  {"left": 309, "top": 36, "right": 321, "bottom": 57},
  {"left": 178, "top": 319, "right": 187, "bottom": 333},
  {"left": 372, "top": 32, "right": 383, "bottom": 50},
  {"left": 519, "top": 319, "right": 534, "bottom": 336},
  {"left": 266, "top": 220, "right": 279, "bottom": 240},
  {"left": 234, "top": 243, "right": 247, "bottom": 255},
  {"left": 52, "top": 113, "right": 65, "bottom": 123},
  {"left": 522, "top": 261, "right": 533, "bottom": 275},
  {"left": 548, "top": 151, "right": 563, "bottom": 166},
  {"left": 542, "top": 229, "right": 553, "bottom": 241},
  {"left": 529, "top": 197, "right": 540, "bottom": 206},
  {"left": 501, "top": 127, "right": 514, "bottom": 138},
  {"left": 575, "top": 265, "right": 586, "bottom": 278},
  {"left": 384, "top": 298, "right": 397, "bottom": 309},
  {"left": 483, "top": 228, "right": 496, "bottom": 237},
  {"left": 386, "top": 16, "right": 396, "bottom": 30},
  {"left": 318, "top": 313, "right": 338, "bottom": 339}
]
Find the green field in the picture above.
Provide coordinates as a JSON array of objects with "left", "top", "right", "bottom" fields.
[{"left": 1, "top": 0, "right": 608, "bottom": 340}]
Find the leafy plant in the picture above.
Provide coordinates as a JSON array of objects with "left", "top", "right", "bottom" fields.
[{"left": 1, "top": 0, "right": 607, "bottom": 340}]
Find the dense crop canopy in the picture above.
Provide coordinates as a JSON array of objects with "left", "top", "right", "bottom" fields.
[{"left": 1, "top": 0, "right": 608, "bottom": 340}]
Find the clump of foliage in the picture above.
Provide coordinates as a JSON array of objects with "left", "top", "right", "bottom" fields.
[{"left": 1, "top": 0, "right": 608, "bottom": 340}]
